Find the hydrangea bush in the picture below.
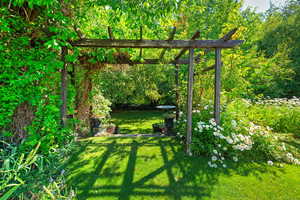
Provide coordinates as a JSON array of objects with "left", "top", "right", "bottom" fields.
[{"left": 176, "top": 99, "right": 300, "bottom": 168}]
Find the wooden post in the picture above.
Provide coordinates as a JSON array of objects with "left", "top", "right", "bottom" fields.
[
  {"left": 186, "top": 48, "right": 194, "bottom": 155},
  {"left": 175, "top": 64, "right": 180, "bottom": 120},
  {"left": 214, "top": 48, "right": 222, "bottom": 124},
  {"left": 61, "top": 46, "right": 68, "bottom": 127},
  {"left": 139, "top": 26, "right": 143, "bottom": 57}
]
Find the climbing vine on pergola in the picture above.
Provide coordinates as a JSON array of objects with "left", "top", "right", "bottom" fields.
[{"left": 60, "top": 27, "right": 243, "bottom": 154}]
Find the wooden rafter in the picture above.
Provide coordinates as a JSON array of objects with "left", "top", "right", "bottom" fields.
[
  {"left": 200, "top": 28, "right": 238, "bottom": 72},
  {"left": 108, "top": 26, "right": 114, "bottom": 40},
  {"left": 173, "top": 31, "right": 201, "bottom": 61},
  {"left": 159, "top": 27, "right": 176, "bottom": 60},
  {"left": 201, "top": 62, "right": 223, "bottom": 73},
  {"left": 107, "top": 26, "right": 121, "bottom": 53}
]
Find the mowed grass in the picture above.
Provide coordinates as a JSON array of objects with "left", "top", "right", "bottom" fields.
[
  {"left": 110, "top": 110, "right": 163, "bottom": 134},
  {"left": 66, "top": 111, "right": 300, "bottom": 200},
  {"left": 67, "top": 137, "right": 300, "bottom": 200}
]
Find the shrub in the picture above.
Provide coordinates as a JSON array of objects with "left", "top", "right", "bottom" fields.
[
  {"left": 250, "top": 97, "right": 300, "bottom": 134},
  {"left": 176, "top": 98, "right": 300, "bottom": 168}
]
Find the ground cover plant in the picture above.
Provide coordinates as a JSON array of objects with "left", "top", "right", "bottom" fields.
[{"left": 0, "top": 139, "right": 76, "bottom": 199}]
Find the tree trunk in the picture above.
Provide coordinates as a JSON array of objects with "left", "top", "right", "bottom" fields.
[
  {"left": 75, "top": 69, "right": 93, "bottom": 137},
  {"left": 11, "top": 101, "right": 35, "bottom": 142}
]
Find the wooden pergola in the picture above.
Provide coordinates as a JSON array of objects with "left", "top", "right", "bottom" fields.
[{"left": 61, "top": 27, "right": 243, "bottom": 154}]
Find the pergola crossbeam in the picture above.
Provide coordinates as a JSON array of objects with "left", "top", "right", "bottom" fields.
[
  {"left": 71, "top": 39, "right": 243, "bottom": 49},
  {"left": 80, "top": 58, "right": 199, "bottom": 65}
]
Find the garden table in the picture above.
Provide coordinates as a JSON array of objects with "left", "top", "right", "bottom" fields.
[{"left": 155, "top": 105, "right": 176, "bottom": 135}]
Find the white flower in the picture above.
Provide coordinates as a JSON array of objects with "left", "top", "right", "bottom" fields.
[
  {"left": 279, "top": 163, "right": 284, "bottom": 168},
  {"left": 212, "top": 156, "right": 217, "bottom": 161},
  {"left": 231, "top": 120, "right": 237, "bottom": 128},
  {"left": 223, "top": 147, "right": 227, "bottom": 151},
  {"left": 222, "top": 164, "right": 227, "bottom": 168},
  {"left": 209, "top": 118, "right": 217, "bottom": 126},
  {"left": 294, "top": 159, "right": 300, "bottom": 165},
  {"left": 281, "top": 143, "right": 286, "bottom": 151},
  {"left": 233, "top": 156, "right": 238, "bottom": 162},
  {"left": 226, "top": 137, "right": 233, "bottom": 144},
  {"left": 213, "top": 149, "right": 218, "bottom": 154},
  {"left": 286, "top": 153, "right": 293, "bottom": 159},
  {"left": 267, "top": 160, "right": 273, "bottom": 166}
]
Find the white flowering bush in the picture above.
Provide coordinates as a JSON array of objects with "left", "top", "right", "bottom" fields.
[
  {"left": 176, "top": 99, "right": 300, "bottom": 168},
  {"left": 91, "top": 91, "right": 112, "bottom": 118},
  {"left": 255, "top": 96, "right": 300, "bottom": 107},
  {"left": 249, "top": 97, "right": 300, "bottom": 134}
]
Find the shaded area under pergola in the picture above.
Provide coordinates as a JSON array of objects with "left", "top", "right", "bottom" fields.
[{"left": 61, "top": 27, "right": 243, "bottom": 154}]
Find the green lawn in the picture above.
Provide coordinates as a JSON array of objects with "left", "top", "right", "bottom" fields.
[
  {"left": 111, "top": 110, "right": 163, "bottom": 134},
  {"left": 67, "top": 137, "right": 300, "bottom": 200},
  {"left": 66, "top": 111, "right": 300, "bottom": 200}
]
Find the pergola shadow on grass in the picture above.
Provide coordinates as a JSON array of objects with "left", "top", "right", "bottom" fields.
[
  {"left": 66, "top": 137, "right": 284, "bottom": 200},
  {"left": 67, "top": 138, "right": 221, "bottom": 200},
  {"left": 61, "top": 27, "right": 243, "bottom": 153}
]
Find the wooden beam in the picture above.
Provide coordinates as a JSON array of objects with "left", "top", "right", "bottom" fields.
[
  {"left": 186, "top": 48, "right": 194, "bottom": 155},
  {"left": 159, "top": 27, "right": 176, "bottom": 60},
  {"left": 78, "top": 58, "right": 199, "bottom": 66},
  {"left": 214, "top": 48, "right": 222, "bottom": 125},
  {"left": 71, "top": 39, "right": 243, "bottom": 49},
  {"left": 60, "top": 46, "right": 68, "bottom": 127},
  {"left": 174, "top": 31, "right": 200, "bottom": 61}
]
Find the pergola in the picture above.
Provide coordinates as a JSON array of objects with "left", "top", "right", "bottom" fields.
[{"left": 61, "top": 27, "right": 243, "bottom": 154}]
